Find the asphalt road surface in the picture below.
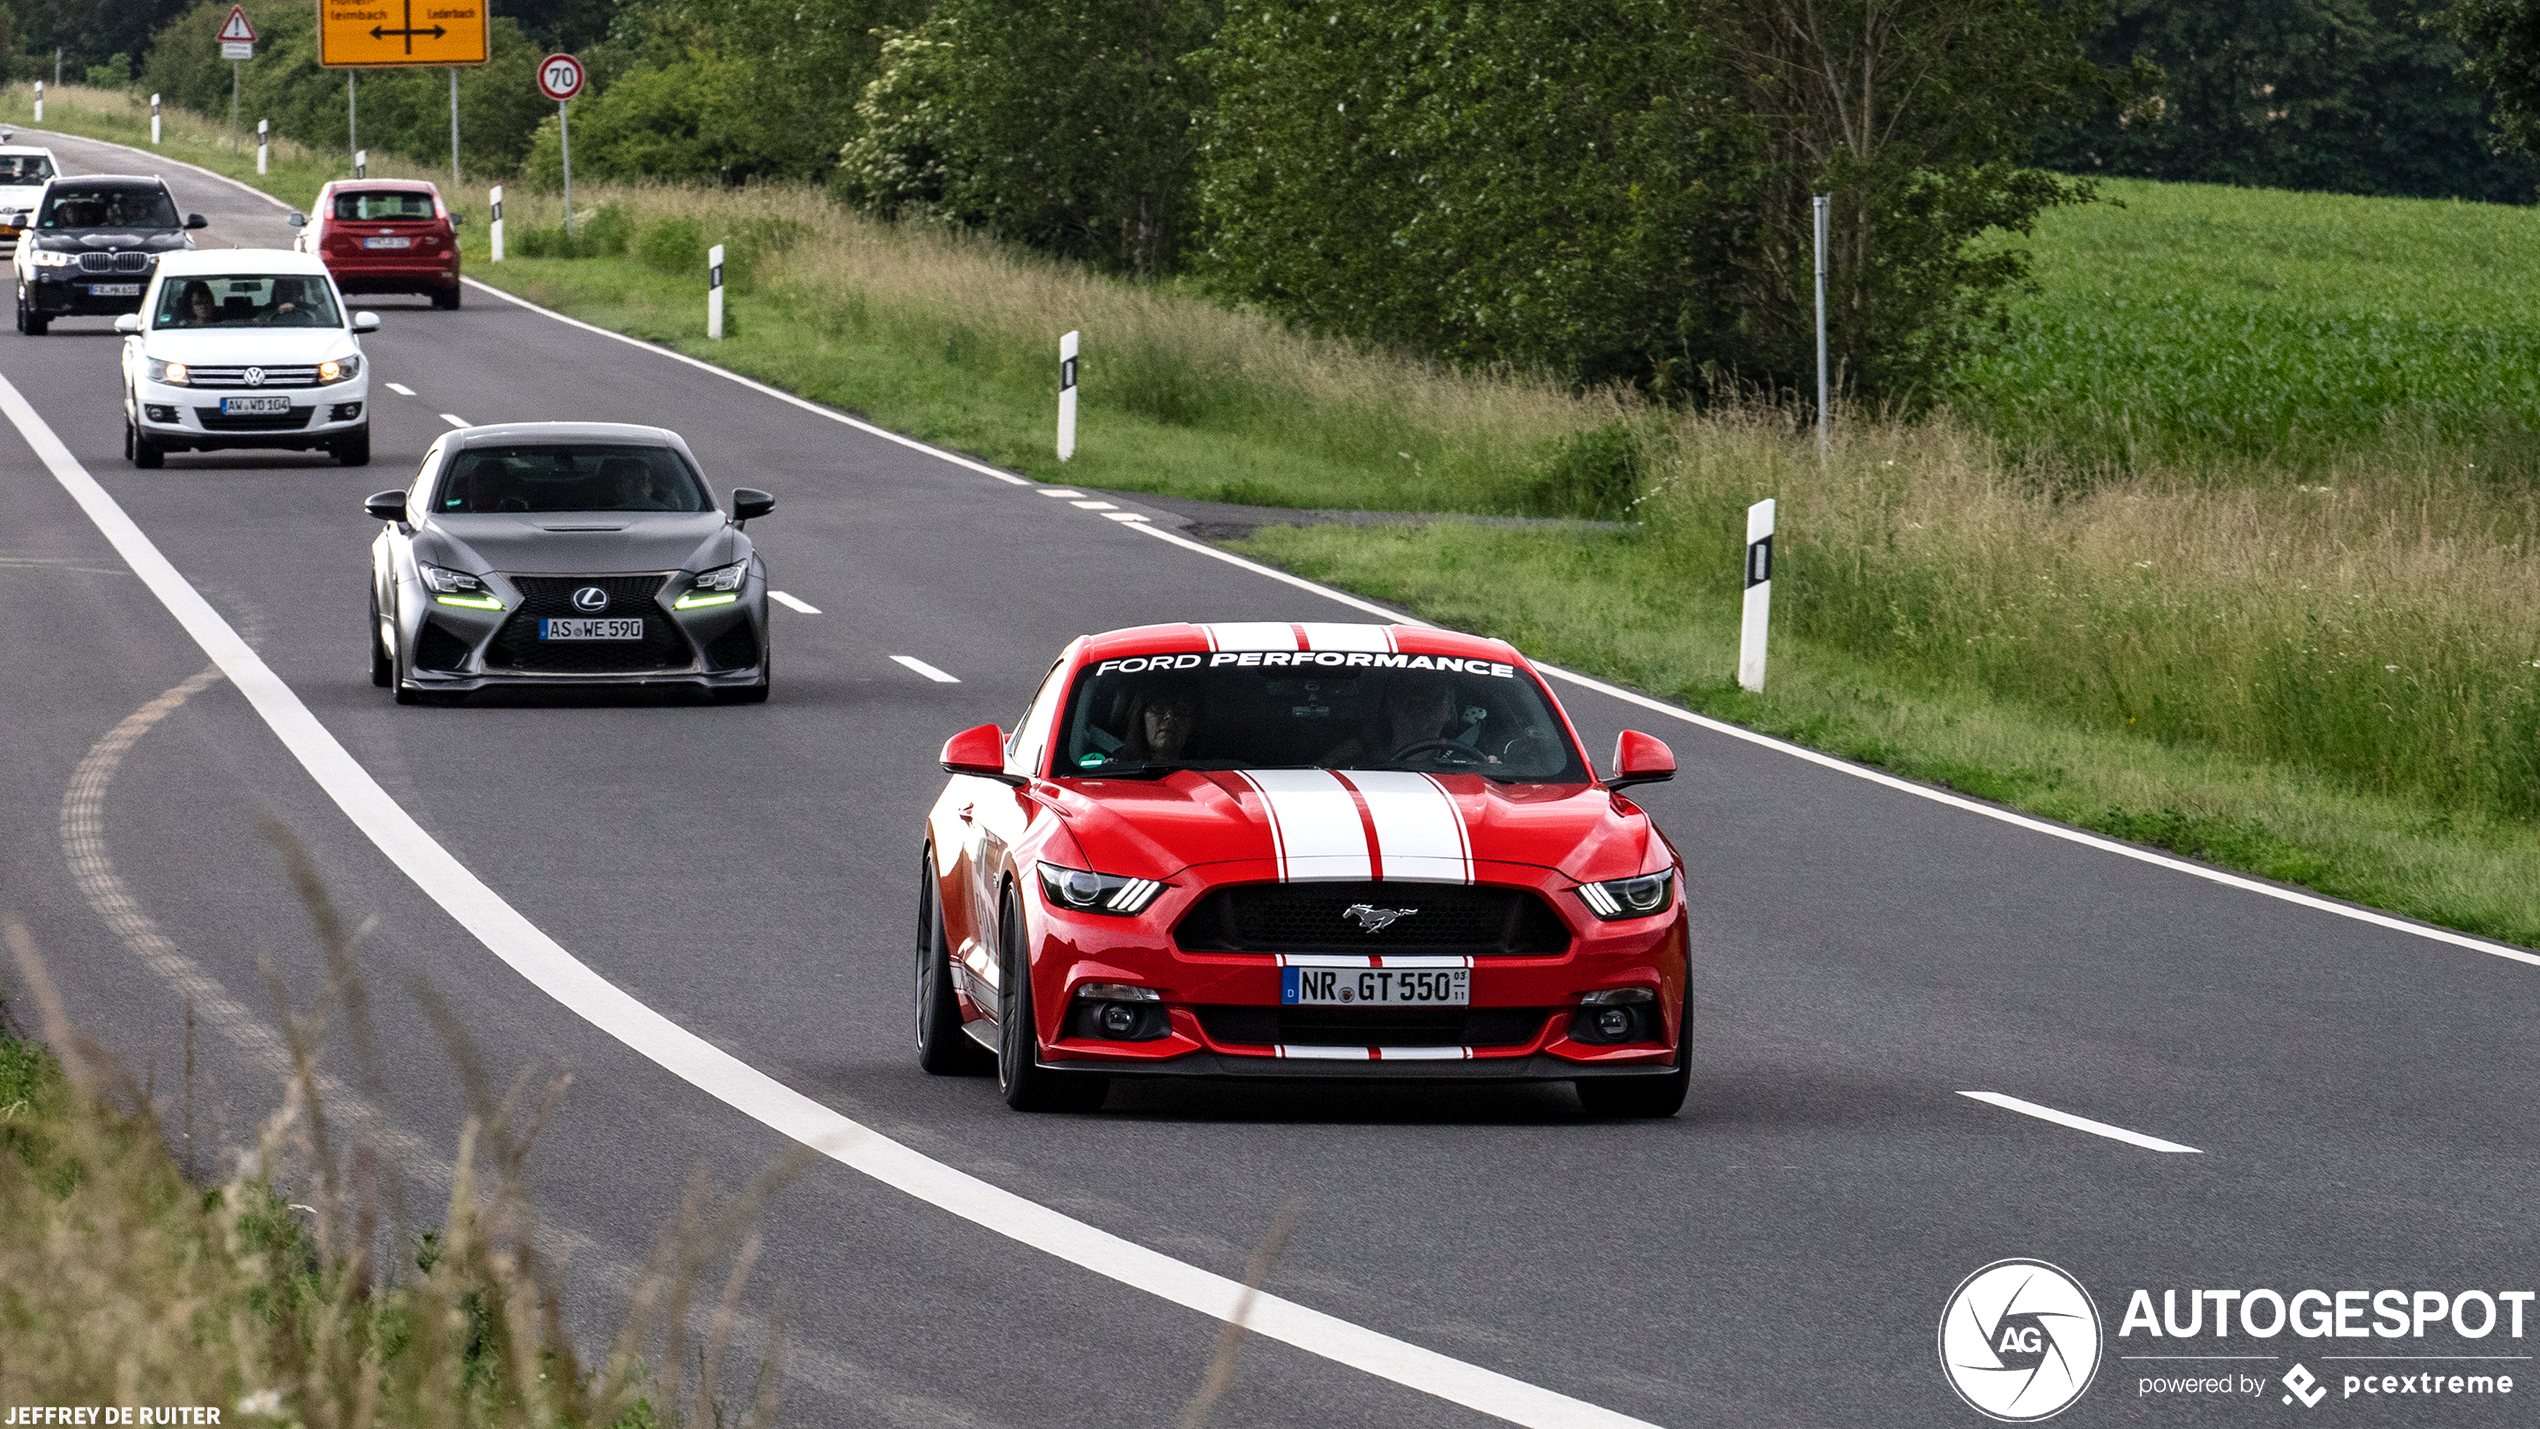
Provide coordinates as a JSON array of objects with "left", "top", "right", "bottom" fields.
[{"left": 4, "top": 128, "right": 2534, "bottom": 1428}]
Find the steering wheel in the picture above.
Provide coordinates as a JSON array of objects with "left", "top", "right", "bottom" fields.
[{"left": 1385, "top": 738, "right": 1491, "bottom": 767}]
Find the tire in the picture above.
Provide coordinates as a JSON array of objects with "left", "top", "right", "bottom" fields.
[
  {"left": 1575, "top": 983, "right": 1694, "bottom": 1118},
  {"left": 21, "top": 299, "right": 46, "bottom": 336},
  {"left": 996, "top": 885, "right": 1107, "bottom": 1112},
  {"left": 133, "top": 429, "right": 164, "bottom": 468},
  {"left": 369, "top": 590, "right": 394, "bottom": 687},
  {"left": 123, "top": 418, "right": 135, "bottom": 462},
  {"left": 713, "top": 627, "right": 771, "bottom": 704},
  {"left": 432, "top": 284, "right": 461, "bottom": 310},
  {"left": 333, "top": 424, "right": 371, "bottom": 466},
  {"left": 915, "top": 852, "right": 994, "bottom": 1076}
]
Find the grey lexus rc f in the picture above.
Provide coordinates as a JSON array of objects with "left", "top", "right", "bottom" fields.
[{"left": 364, "top": 422, "right": 774, "bottom": 703}]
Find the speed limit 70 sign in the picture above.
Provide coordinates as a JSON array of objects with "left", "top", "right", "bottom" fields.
[{"left": 537, "top": 53, "right": 584, "bottom": 101}]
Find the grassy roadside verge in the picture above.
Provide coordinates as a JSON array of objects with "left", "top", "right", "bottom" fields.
[{"left": 14, "top": 84, "right": 2537, "bottom": 953}]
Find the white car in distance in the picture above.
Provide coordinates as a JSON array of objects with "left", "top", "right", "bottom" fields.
[
  {"left": 0, "top": 137, "right": 60, "bottom": 260},
  {"left": 117, "top": 249, "right": 379, "bottom": 468}
]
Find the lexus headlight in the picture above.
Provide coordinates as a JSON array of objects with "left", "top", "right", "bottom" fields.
[
  {"left": 30, "top": 249, "right": 73, "bottom": 267},
  {"left": 146, "top": 359, "right": 190, "bottom": 385},
  {"left": 317, "top": 354, "right": 361, "bottom": 384},
  {"left": 1036, "top": 862, "right": 1167, "bottom": 916},
  {"left": 673, "top": 559, "right": 747, "bottom": 609},
  {"left": 420, "top": 564, "right": 501, "bottom": 609},
  {"left": 1576, "top": 870, "right": 1673, "bottom": 920}
]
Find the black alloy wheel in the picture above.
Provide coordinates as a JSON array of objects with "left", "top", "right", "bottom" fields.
[
  {"left": 915, "top": 851, "right": 994, "bottom": 1075},
  {"left": 996, "top": 885, "right": 1107, "bottom": 1113},
  {"left": 1574, "top": 980, "right": 1694, "bottom": 1118}
]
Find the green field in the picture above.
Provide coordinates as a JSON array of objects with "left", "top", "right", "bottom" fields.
[{"left": 1960, "top": 177, "right": 2540, "bottom": 466}]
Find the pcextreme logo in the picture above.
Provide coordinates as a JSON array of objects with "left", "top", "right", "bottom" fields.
[{"left": 1939, "top": 1259, "right": 2105, "bottom": 1422}]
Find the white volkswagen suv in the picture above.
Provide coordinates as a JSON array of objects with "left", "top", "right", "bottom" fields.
[{"left": 117, "top": 249, "right": 378, "bottom": 467}]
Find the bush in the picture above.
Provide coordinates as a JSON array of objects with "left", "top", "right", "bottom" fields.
[
  {"left": 515, "top": 205, "right": 633, "bottom": 259},
  {"left": 636, "top": 217, "right": 704, "bottom": 275},
  {"left": 1528, "top": 420, "right": 1648, "bottom": 519}
]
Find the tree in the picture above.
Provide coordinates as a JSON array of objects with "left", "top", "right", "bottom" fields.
[
  {"left": 2451, "top": 0, "right": 2540, "bottom": 171},
  {"left": 2052, "top": 0, "right": 2537, "bottom": 203}
]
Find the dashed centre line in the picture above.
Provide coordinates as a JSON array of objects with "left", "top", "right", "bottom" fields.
[
  {"left": 1960, "top": 1091, "right": 2203, "bottom": 1154},
  {"left": 385, "top": 382, "right": 417, "bottom": 396},
  {"left": 768, "top": 590, "right": 821, "bottom": 614},
  {"left": 1038, "top": 487, "right": 1084, "bottom": 497},
  {"left": 1070, "top": 500, "right": 1117, "bottom": 510},
  {"left": 889, "top": 654, "right": 960, "bottom": 684},
  {"left": 439, "top": 413, "right": 470, "bottom": 428}
]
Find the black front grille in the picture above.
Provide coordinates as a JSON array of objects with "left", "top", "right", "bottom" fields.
[
  {"left": 483, "top": 574, "right": 691, "bottom": 674},
  {"left": 412, "top": 616, "right": 476, "bottom": 672},
  {"left": 193, "top": 406, "right": 313, "bottom": 431},
  {"left": 1196, "top": 1006, "right": 1552, "bottom": 1048},
  {"left": 1175, "top": 882, "right": 1570, "bottom": 956}
]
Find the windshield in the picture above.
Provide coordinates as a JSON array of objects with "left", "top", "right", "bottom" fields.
[
  {"left": 0, "top": 155, "right": 55, "bottom": 186},
  {"left": 433, "top": 445, "right": 711, "bottom": 514},
  {"left": 1052, "top": 653, "right": 1588, "bottom": 783},
  {"left": 40, "top": 184, "right": 178, "bottom": 229},
  {"left": 154, "top": 274, "right": 343, "bottom": 329},
  {"left": 334, "top": 189, "right": 436, "bottom": 220}
]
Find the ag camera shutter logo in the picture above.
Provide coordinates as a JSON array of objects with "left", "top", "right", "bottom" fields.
[{"left": 1939, "top": 1259, "right": 2103, "bottom": 1421}]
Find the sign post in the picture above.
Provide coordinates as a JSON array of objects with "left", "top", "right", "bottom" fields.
[
  {"left": 1813, "top": 194, "right": 1830, "bottom": 464},
  {"left": 488, "top": 184, "right": 503, "bottom": 261},
  {"left": 257, "top": 118, "right": 269, "bottom": 175},
  {"left": 151, "top": 94, "right": 162, "bottom": 146},
  {"left": 449, "top": 67, "right": 460, "bottom": 183},
  {"left": 217, "top": 8, "right": 256, "bottom": 152},
  {"left": 537, "top": 55, "right": 584, "bottom": 237},
  {"left": 1738, "top": 498, "right": 1775, "bottom": 692},
  {"left": 707, "top": 243, "right": 725, "bottom": 340},
  {"left": 1057, "top": 330, "right": 1079, "bottom": 461}
]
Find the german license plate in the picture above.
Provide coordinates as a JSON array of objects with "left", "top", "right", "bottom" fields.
[
  {"left": 89, "top": 282, "right": 141, "bottom": 296},
  {"left": 1282, "top": 966, "right": 1469, "bottom": 1006},
  {"left": 220, "top": 396, "right": 291, "bottom": 414},
  {"left": 539, "top": 618, "right": 643, "bottom": 641},
  {"left": 363, "top": 236, "right": 413, "bottom": 249}
]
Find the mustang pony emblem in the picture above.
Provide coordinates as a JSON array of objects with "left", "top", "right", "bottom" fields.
[{"left": 1342, "top": 903, "right": 1417, "bottom": 934}]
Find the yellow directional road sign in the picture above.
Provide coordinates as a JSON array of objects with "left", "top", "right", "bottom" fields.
[{"left": 319, "top": 0, "right": 488, "bottom": 67}]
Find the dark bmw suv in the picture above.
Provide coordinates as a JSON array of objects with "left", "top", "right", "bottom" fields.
[{"left": 12, "top": 175, "right": 206, "bottom": 335}]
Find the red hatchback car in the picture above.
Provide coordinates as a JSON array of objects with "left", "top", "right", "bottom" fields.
[
  {"left": 293, "top": 180, "right": 462, "bottom": 309},
  {"left": 917, "top": 621, "right": 1694, "bottom": 1115}
]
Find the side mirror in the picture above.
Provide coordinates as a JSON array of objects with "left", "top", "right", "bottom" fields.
[
  {"left": 364, "top": 490, "right": 407, "bottom": 522},
  {"left": 1607, "top": 730, "right": 1676, "bottom": 792},
  {"left": 729, "top": 487, "right": 775, "bottom": 522},
  {"left": 449, "top": 212, "right": 466, "bottom": 226},
  {"left": 286, "top": 211, "right": 307, "bottom": 228},
  {"left": 353, "top": 312, "right": 381, "bottom": 333},
  {"left": 184, "top": 213, "right": 208, "bottom": 230},
  {"left": 941, "top": 724, "right": 1022, "bottom": 784},
  {"left": 112, "top": 313, "right": 143, "bottom": 334}
]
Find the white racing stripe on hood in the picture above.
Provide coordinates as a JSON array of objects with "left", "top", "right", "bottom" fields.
[
  {"left": 1344, "top": 770, "right": 1473, "bottom": 883},
  {"left": 1237, "top": 769, "right": 1373, "bottom": 880}
]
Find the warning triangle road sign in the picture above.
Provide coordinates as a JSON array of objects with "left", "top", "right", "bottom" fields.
[{"left": 216, "top": 6, "right": 257, "bottom": 42}]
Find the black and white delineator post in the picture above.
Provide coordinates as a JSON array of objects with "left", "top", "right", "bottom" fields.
[
  {"left": 707, "top": 243, "right": 725, "bottom": 341},
  {"left": 151, "top": 94, "right": 162, "bottom": 146},
  {"left": 1738, "top": 497, "right": 1775, "bottom": 692},
  {"left": 1813, "top": 194, "right": 1829, "bottom": 464},
  {"left": 31, "top": 82, "right": 39, "bottom": 123},
  {"left": 257, "top": 119, "right": 268, "bottom": 175},
  {"left": 354, "top": 148, "right": 367, "bottom": 179},
  {"left": 488, "top": 185, "right": 504, "bottom": 262},
  {"left": 1057, "top": 329, "right": 1080, "bottom": 461}
]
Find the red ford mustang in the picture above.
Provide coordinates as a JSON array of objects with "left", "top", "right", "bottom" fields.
[{"left": 917, "top": 621, "right": 1692, "bottom": 1115}]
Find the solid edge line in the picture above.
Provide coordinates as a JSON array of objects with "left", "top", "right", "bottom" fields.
[
  {"left": 889, "top": 654, "right": 960, "bottom": 684},
  {"left": 1959, "top": 1091, "right": 2202, "bottom": 1154},
  {"left": 0, "top": 374, "right": 1657, "bottom": 1429},
  {"left": 1121, "top": 526, "right": 2540, "bottom": 972}
]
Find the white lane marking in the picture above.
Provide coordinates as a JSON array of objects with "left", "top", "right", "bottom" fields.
[
  {"left": 1102, "top": 511, "right": 1149, "bottom": 523},
  {"left": 1039, "top": 488, "right": 1084, "bottom": 497},
  {"left": 768, "top": 590, "right": 821, "bottom": 614},
  {"left": 889, "top": 654, "right": 960, "bottom": 684},
  {"left": 1071, "top": 500, "right": 1117, "bottom": 510},
  {"left": 1237, "top": 769, "right": 1371, "bottom": 881},
  {"left": 1958, "top": 1091, "right": 2203, "bottom": 1154},
  {"left": 1346, "top": 770, "right": 1472, "bottom": 884},
  {"left": 0, "top": 374, "right": 1661, "bottom": 1429},
  {"left": 1119, "top": 521, "right": 2540, "bottom": 971},
  {"left": 439, "top": 413, "right": 469, "bottom": 428},
  {"left": 386, "top": 382, "right": 416, "bottom": 396}
]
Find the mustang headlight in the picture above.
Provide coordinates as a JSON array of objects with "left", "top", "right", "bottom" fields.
[
  {"left": 420, "top": 563, "right": 502, "bottom": 609},
  {"left": 673, "top": 559, "right": 748, "bottom": 609},
  {"left": 1036, "top": 862, "right": 1167, "bottom": 916},
  {"left": 316, "top": 354, "right": 361, "bottom": 384},
  {"left": 146, "top": 359, "right": 191, "bottom": 385},
  {"left": 1576, "top": 869, "right": 1673, "bottom": 920},
  {"left": 30, "top": 249, "right": 74, "bottom": 267}
]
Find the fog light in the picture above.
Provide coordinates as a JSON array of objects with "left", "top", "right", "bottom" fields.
[
  {"left": 1596, "top": 1007, "right": 1633, "bottom": 1039},
  {"left": 331, "top": 402, "right": 363, "bottom": 421},
  {"left": 143, "top": 404, "right": 177, "bottom": 422},
  {"left": 1100, "top": 1003, "right": 1138, "bottom": 1036}
]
